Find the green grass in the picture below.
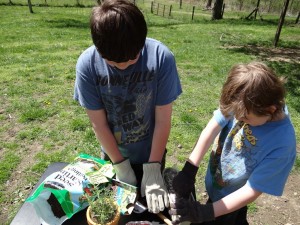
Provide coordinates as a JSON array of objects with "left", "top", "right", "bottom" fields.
[{"left": 0, "top": 3, "right": 299, "bottom": 224}]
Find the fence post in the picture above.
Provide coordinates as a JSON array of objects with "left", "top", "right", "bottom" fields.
[
  {"left": 169, "top": 5, "right": 172, "bottom": 17},
  {"left": 157, "top": 3, "right": 159, "bottom": 15},
  {"left": 163, "top": 5, "right": 165, "bottom": 17},
  {"left": 192, "top": 6, "right": 195, "bottom": 20},
  {"left": 27, "top": 0, "right": 33, "bottom": 13},
  {"left": 151, "top": 1, "right": 153, "bottom": 13}
]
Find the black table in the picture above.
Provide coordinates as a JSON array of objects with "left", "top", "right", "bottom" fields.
[{"left": 11, "top": 162, "right": 171, "bottom": 225}]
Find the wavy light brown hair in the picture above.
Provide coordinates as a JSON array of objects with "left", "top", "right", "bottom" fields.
[
  {"left": 90, "top": 0, "right": 147, "bottom": 62},
  {"left": 220, "top": 62, "right": 286, "bottom": 119}
]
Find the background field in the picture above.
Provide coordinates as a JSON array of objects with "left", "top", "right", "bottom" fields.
[{"left": 0, "top": 1, "right": 299, "bottom": 224}]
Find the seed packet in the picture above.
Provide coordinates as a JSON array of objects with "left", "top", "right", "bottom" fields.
[{"left": 112, "top": 179, "right": 138, "bottom": 215}]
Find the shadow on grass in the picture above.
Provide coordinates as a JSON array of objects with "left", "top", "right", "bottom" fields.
[
  {"left": 45, "top": 18, "right": 89, "bottom": 29},
  {"left": 202, "top": 17, "right": 280, "bottom": 26},
  {"left": 225, "top": 44, "right": 300, "bottom": 112},
  {"left": 147, "top": 14, "right": 287, "bottom": 27},
  {"left": 270, "top": 60, "right": 300, "bottom": 112}
]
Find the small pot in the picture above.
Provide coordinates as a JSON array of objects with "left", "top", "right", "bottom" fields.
[{"left": 86, "top": 205, "right": 120, "bottom": 225}]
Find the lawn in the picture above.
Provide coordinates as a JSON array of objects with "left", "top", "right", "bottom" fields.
[{"left": 0, "top": 2, "right": 299, "bottom": 224}]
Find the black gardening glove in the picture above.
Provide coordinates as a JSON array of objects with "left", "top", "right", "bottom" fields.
[
  {"left": 169, "top": 197, "right": 215, "bottom": 224},
  {"left": 172, "top": 161, "right": 198, "bottom": 198}
]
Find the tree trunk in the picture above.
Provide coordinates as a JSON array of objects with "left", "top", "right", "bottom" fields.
[
  {"left": 28, "top": 0, "right": 33, "bottom": 13},
  {"left": 212, "top": 0, "right": 224, "bottom": 20},
  {"left": 295, "top": 11, "right": 299, "bottom": 24},
  {"left": 268, "top": 0, "right": 273, "bottom": 13},
  {"left": 238, "top": 0, "right": 243, "bottom": 11},
  {"left": 274, "top": 0, "right": 290, "bottom": 47},
  {"left": 254, "top": 0, "right": 261, "bottom": 19},
  {"left": 206, "top": 0, "right": 213, "bottom": 9},
  {"left": 289, "top": 0, "right": 294, "bottom": 14}
]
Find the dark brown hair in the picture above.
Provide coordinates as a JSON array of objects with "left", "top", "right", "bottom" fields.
[
  {"left": 220, "top": 62, "right": 286, "bottom": 118},
  {"left": 90, "top": 0, "right": 147, "bottom": 62}
]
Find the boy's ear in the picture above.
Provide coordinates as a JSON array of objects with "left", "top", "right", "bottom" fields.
[{"left": 267, "top": 105, "right": 277, "bottom": 114}]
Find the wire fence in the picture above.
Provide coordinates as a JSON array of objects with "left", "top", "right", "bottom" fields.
[
  {"left": 0, "top": 0, "right": 99, "bottom": 7},
  {"left": 1, "top": 0, "right": 299, "bottom": 22}
]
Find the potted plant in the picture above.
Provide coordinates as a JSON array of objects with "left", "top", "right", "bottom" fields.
[{"left": 85, "top": 186, "right": 120, "bottom": 225}]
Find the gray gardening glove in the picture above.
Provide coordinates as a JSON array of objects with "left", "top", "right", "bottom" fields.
[
  {"left": 169, "top": 197, "right": 215, "bottom": 224},
  {"left": 141, "top": 162, "right": 169, "bottom": 214},
  {"left": 113, "top": 158, "right": 137, "bottom": 186}
]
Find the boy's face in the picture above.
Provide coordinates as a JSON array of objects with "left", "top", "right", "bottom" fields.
[
  {"left": 236, "top": 112, "right": 271, "bottom": 126},
  {"left": 105, "top": 53, "right": 140, "bottom": 70}
]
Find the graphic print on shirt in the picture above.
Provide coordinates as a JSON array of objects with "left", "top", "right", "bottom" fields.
[
  {"left": 210, "top": 120, "right": 258, "bottom": 189},
  {"left": 98, "top": 69, "right": 155, "bottom": 145}
]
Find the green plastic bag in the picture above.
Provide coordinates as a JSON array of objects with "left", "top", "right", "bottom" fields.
[{"left": 26, "top": 153, "right": 115, "bottom": 225}]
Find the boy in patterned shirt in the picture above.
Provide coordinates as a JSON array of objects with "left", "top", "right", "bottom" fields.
[{"left": 169, "top": 62, "right": 296, "bottom": 225}]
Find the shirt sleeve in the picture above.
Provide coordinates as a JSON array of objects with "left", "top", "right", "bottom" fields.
[
  {"left": 155, "top": 44, "right": 182, "bottom": 106},
  {"left": 74, "top": 49, "right": 103, "bottom": 110},
  {"left": 247, "top": 145, "right": 296, "bottom": 196},
  {"left": 213, "top": 108, "right": 230, "bottom": 128}
]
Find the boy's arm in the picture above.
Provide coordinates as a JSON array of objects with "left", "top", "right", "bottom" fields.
[
  {"left": 149, "top": 103, "right": 172, "bottom": 162},
  {"left": 172, "top": 118, "right": 221, "bottom": 197},
  {"left": 189, "top": 117, "right": 222, "bottom": 165},
  {"left": 85, "top": 109, "right": 137, "bottom": 186},
  {"left": 141, "top": 103, "right": 172, "bottom": 213},
  {"left": 86, "top": 109, "right": 123, "bottom": 163},
  {"left": 213, "top": 184, "right": 262, "bottom": 217},
  {"left": 169, "top": 184, "right": 262, "bottom": 224}
]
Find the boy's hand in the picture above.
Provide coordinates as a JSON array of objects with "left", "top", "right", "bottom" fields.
[
  {"left": 172, "top": 161, "right": 198, "bottom": 198},
  {"left": 141, "top": 162, "right": 169, "bottom": 213},
  {"left": 169, "top": 197, "right": 215, "bottom": 224},
  {"left": 113, "top": 158, "right": 137, "bottom": 186}
]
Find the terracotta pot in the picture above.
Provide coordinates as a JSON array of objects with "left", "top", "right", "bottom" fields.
[{"left": 86, "top": 205, "right": 120, "bottom": 225}]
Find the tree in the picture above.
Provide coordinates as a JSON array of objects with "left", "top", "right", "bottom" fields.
[
  {"left": 205, "top": 0, "right": 213, "bottom": 9},
  {"left": 246, "top": 0, "right": 261, "bottom": 20},
  {"left": 274, "top": 0, "right": 290, "bottom": 47},
  {"left": 296, "top": 12, "right": 300, "bottom": 24},
  {"left": 267, "top": 0, "right": 274, "bottom": 13},
  {"left": 212, "top": 0, "right": 224, "bottom": 20},
  {"left": 237, "top": 0, "right": 244, "bottom": 11}
]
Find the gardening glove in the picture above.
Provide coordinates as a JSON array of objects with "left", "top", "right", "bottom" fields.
[
  {"left": 141, "top": 162, "right": 169, "bottom": 214},
  {"left": 169, "top": 197, "right": 215, "bottom": 224},
  {"left": 113, "top": 158, "right": 137, "bottom": 186},
  {"left": 163, "top": 168, "right": 191, "bottom": 225},
  {"left": 173, "top": 161, "right": 198, "bottom": 198}
]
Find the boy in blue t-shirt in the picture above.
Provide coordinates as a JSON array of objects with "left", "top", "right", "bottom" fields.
[
  {"left": 169, "top": 62, "right": 296, "bottom": 224},
  {"left": 74, "top": 0, "right": 182, "bottom": 214}
]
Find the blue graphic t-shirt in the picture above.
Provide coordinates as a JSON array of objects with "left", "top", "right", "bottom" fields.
[
  {"left": 205, "top": 109, "right": 296, "bottom": 202},
  {"left": 74, "top": 38, "right": 182, "bottom": 164}
]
